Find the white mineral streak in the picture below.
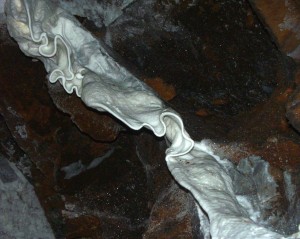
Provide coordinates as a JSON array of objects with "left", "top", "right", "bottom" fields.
[
  {"left": 62, "top": 148, "right": 115, "bottom": 179},
  {"left": 58, "top": 0, "right": 136, "bottom": 27},
  {"left": 5, "top": 0, "right": 300, "bottom": 238}
]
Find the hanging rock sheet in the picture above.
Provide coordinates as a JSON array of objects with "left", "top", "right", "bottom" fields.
[{"left": 5, "top": 0, "right": 300, "bottom": 238}]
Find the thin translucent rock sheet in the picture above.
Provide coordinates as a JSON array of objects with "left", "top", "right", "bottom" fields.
[
  {"left": 5, "top": 0, "right": 193, "bottom": 156},
  {"left": 166, "top": 141, "right": 300, "bottom": 239},
  {"left": 5, "top": 0, "right": 300, "bottom": 238}
]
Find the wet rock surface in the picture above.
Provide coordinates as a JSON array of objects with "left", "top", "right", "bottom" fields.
[{"left": 1, "top": 0, "right": 300, "bottom": 238}]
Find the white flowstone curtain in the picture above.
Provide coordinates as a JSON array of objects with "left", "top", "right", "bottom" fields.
[{"left": 5, "top": 0, "right": 300, "bottom": 238}]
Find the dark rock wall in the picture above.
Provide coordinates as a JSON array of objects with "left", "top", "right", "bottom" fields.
[{"left": 1, "top": 0, "right": 300, "bottom": 238}]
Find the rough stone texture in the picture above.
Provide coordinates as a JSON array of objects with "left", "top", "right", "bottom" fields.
[
  {"left": 233, "top": 157, "right": 291, "bottom": 235},
  {"left": 143, "top": 182, "right": 201, "bottom": 239},
  {"left": 61, "top": 133, "right": 150, "bottom": 239},
  {"left": 48, "top": 82, "right": 122, "bottom": 142},
  {"left": 0, "top": 41, "right": 117, "bottom": 237},
  {"left": 135, "top": 133, "right": 203, "bottom": 238},
  {"left": 0, "top": 43, "right": 114, "bottom": 180},
  {"left": 108, "top": 0, "right": 284, "bottom": 117},
  {"left": 249, "top": 0, "right": 300, "bottom": 61},
  {"left": 286, "top": 69, "right": 300, "bottom": 132},
  {"left": 225, "top": 84, "right": 300, "bottom": 171},
  {"left": 210, "top": 143, "right": 300, "bottom": 236},
  {"left": 249, "top": 0, "right": 300, "bottom": 135},
  {"left": 1, "top": 0, "right": 300, "bottom": 238},
  {"left": 0, "top": 27, "right": 200, "bottom": 239},
  {"left": 64, "top": 215, "right": 103, "bottom": 239},
  {"left": 0, "top": 155, "right": 55, "bottom": 239},
  {"left": 144, "top": 77, "right": 176, "bottom": 101}
]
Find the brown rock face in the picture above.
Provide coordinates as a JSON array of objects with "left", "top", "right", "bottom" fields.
[
  {"left": 2, "top": 0, "right": 300, "bottom": 237},
  {"left": 0, "top": 24, "right": 200, "bottom": 239},
  {"left": 250, "top": 0, "right": 300, "bottom": 61},
  {"left": 144, "top": 77, "right": 176, "bottom": 101},
  {"left": 65, "top": 215, "right": 103, "bottom": 238},
  {"left": 287, "top": 70, "right": 300, "bottom": 132},
  {"left": 48, "top": 82, "right": 121, "bottom": 142},
  {"left": 143, "top": 182, "right": 201, "bottom": 239},
  {"left": 0, "top": 43, "right": 115, "bottom": 180},
  {"left": 246, "top": 0, "right": 300, "bottom": 138},
  {"left": 0, "top": 42, "right": 117, "bottom": 237},
  {"left": 249, "top": 1, "right": 300, "bottom": 138}
]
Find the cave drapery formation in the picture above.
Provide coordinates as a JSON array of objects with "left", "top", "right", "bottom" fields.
[{"left": 1, "top": 0, "right": 300, "bottom": 238}]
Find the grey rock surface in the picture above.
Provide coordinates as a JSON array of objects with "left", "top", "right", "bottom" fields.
[{"left": 0, "top": 155, "right": 55, "bottom": 239}]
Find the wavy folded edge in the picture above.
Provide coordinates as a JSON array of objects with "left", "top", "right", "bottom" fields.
[
  {"left": 8, "top": 0, "right": 195, "bottom": 158},
  {"left": 24, "top": 0, "right": 83, "bottom": 96},
  {"left": 5, "top": 0, "right": 300, "bottom": 238}
]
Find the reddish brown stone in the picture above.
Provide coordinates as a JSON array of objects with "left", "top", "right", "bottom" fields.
[
  {"left": 144, "top": 77, "right": 176, "bottom": 101},
  {"left": 287, "top": 101, "right": 300, "bottom": 131},
  {"left": 228, "top": 84, "right": 296, "bottom": 141},
  {"left": 246, "top": 9, "right": 255, "bottom": 28},
  {"left": 0, "top": 43, "right": 114, "bottom": 237},
  {"left": 295, "top": 70, "right": 300, "bottom": 85},
  {"left": 48, "top": 82, "right": 121, "bottom": 142},
  {"left": 0, "top": 44, "right": 112, "bottom": 180},
  {"left": 211, "top": 140, "right": 298, "bottom": 234},
  {"left": 287, "top": 73, "right": 300, "bottom": 132},
  {"left": 65, "top": 215, "right": 103, "bottom": 239},
  {"left": 218, "top": 75, "right": 300, "bottom": 171},
  {"left": 2, "top": 0, "right": 300, "bottom": 237},
  {"left": 196, "top": 108, "right": 210, "bottom": 117},
  {"left": 143, "top": 182, "right": 201, "bottom": 239},
  {"left": 250, "top": 0, "right": 300, "bottom": 60},
  {"left": 214, "top": 136, "right": 300, "bottom": 172},
  {"left": 256, "top": 139, "right": 300, "bottom": 171},
  {"left": 212, "top": 97, "right": 229, "bottom": 106}
]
